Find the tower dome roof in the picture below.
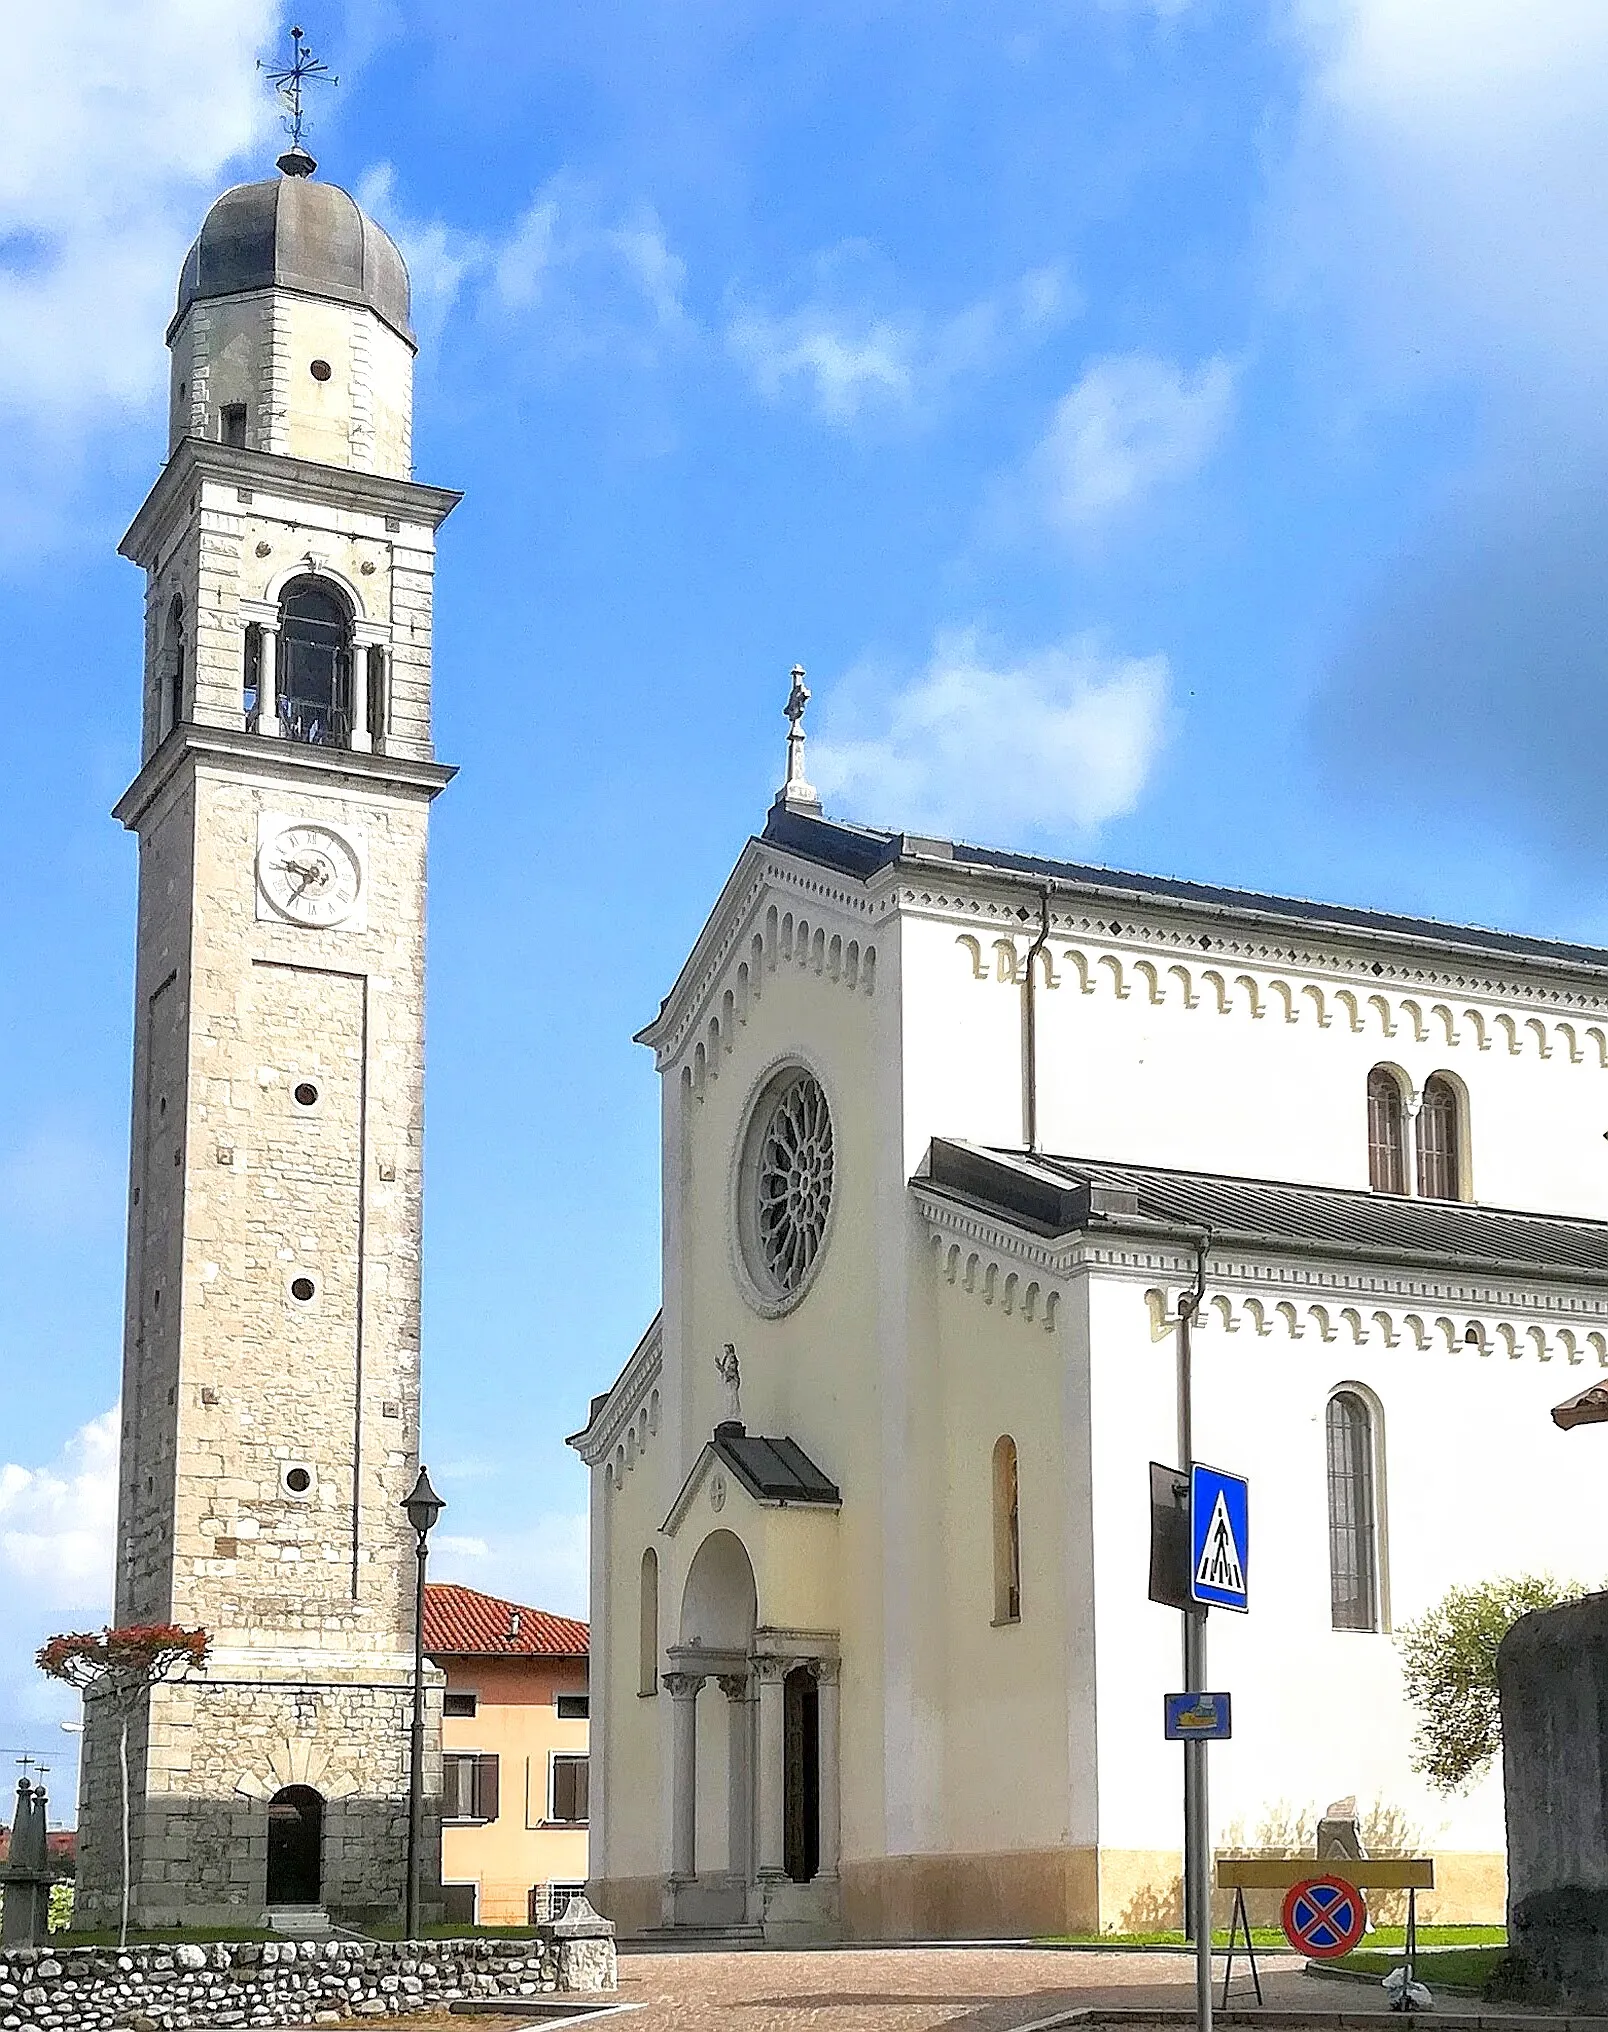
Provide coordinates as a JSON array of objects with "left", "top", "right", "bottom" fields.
[{"left": 173, "top": 170, "right": 414, "bottom": 348}]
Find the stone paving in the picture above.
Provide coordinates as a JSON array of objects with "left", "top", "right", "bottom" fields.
[{"left": 372, "top": 1942, "right": 1451, "bottom": 2032}]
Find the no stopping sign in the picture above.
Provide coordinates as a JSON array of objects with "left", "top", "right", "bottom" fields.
[{"left": 1281, "top": 1875, "right": 1367, "bottom": 1957}]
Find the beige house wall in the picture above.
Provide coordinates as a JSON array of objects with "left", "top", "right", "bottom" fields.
[{"left": 438, "top": 1655, "right": 589, "bottom": 1927}]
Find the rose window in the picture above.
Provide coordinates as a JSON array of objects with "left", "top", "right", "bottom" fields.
[{"left": 738, "top": 1069, "right": 834, "bottom": 1307}]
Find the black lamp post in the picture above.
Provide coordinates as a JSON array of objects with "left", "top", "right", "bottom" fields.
[{"left": 402, "top": 1464, "right": 445, "bottom": 1942}]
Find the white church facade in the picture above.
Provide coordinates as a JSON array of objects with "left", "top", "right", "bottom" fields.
[{"left": 572, "top": 718, "right": 1608, "bottom": 1941}]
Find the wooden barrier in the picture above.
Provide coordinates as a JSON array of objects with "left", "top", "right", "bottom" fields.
[
  {"left": 1217, "top": 1856, "right": 1435, "bottom": 1891},
  {"left": 1214, "top": 1856, "right": 1435, "bottom": 2010}
]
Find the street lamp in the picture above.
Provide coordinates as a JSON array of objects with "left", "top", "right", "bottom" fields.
[{"left": 402, "top": 1464, "right": 445, "bottom": 1942}]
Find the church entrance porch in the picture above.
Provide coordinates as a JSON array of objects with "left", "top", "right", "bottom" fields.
[{"left": 662, "top": 1530, "right": 840, "bottom": 1943}]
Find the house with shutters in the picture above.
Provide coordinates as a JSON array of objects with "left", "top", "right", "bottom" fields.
[{"left": 423, "top": 1584, "right": 590, "bottom": 1926}]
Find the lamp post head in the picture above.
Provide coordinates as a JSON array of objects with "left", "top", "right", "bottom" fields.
[
  {"left": 402, "top": 1464, "right": 445, "bottom": 1540},
  {"left": 1552, "top": 1383, "right": 1608, "bottom": 1431}
]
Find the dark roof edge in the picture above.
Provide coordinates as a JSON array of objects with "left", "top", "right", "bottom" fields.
[
  {"left": 765, "top": 807, "right": 1608, "bottom": 981},
  {"left": 920, "top": 1139, "right": 1608, "bottom": 1291}
]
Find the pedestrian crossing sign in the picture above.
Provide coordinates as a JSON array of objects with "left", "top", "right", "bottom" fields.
[{"left": 1190, "top": 1463, "right": 1249, "bottom": 1612}]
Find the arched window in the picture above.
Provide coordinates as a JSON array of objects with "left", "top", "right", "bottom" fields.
[
  {"left": 1366, "top": 1067, "right": 1407, "bottom": 1194},
  {"left": 1326, "top": 1390, "right": 1381, "bottom": 1632},
  {"left": 992, "top": 1435, "right": 1021, "bottom": 1625},
  {"left": 639, "top": 1546, "right": 658, "bottom": 1697},
  {"left": 366, "top": 645, "right": 387, "bottom": 749},
  {"left": 277, "top": 578, "right": 353, "bottom": 748},
  {"left": 1417, "top": 1074, "right": 1463, "bottom": 1200},
  {"left": 165, "top": 596, "right": 186, "bottom": 733}
]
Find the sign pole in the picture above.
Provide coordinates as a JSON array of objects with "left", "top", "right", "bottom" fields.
[{"left": 1177, "top": 1246, "right": 1212, "bottom": 2032}]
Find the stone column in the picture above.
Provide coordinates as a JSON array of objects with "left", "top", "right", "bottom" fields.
[
  {"left": 663, "top": 1672, "right": 704, "bottom": 1881},
  {"left": 260, "top": 626, "right": 281, "bottom": 737},
  {"left": 813, "top": 1658, "right": 841, "bottom": 1878},
  {"left": 1406, "top": 1088, "right": 1423, "bottom": 1196},
  {"left": 350, "top": 640, "right": 375, "bottom": 754},
  {"left": 718, "top": 1673, "right": 753, "bottom": 1886},
  {"left": 754, "top": 1656, "right": 788, "bottom": 1880}
]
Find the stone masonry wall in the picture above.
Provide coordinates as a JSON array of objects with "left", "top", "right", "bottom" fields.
[{"left": 0, "top": 1935, "right": 616, "bottom": 2031}]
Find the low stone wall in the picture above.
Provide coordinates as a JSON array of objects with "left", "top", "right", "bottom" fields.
[{"left": 0, "top": 1933, "right": 617, "bottom": 2030}]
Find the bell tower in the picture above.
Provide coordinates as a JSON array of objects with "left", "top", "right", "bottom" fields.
[{"left": 78, "top": 132, "right": 459, "bottom": 1929}]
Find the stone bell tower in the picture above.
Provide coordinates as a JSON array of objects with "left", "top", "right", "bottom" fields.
[{"left": 78, "top": 139, "right": 459, "bottom": 1929}]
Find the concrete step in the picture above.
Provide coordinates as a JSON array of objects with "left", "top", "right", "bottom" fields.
[
  {"left": 624, "top": 1923, "right": 766, "bottom": 1952},
  {"left": 267, "top": 1905, "right": 333, "bottom": 1938}
]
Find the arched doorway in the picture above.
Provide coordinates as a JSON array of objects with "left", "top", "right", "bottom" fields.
[{"left": 266, "top": 1785, "right": 324, "bottom": 1906}]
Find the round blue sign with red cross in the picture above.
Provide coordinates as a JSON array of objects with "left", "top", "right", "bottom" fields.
[{"left": 1281, "top": 1876, "right": 1367, "bottom": 1958}]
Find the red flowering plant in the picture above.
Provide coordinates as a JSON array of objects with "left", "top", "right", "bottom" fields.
[{"left": 38, "top": 1624, "right": 209, "bottom": 1946}]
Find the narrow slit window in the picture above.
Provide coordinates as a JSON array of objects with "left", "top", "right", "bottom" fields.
[
  {"left": 366, "top": 644, "right": 387, "bottom": 746},
  {"left": 243, "top": 622, "right": 263, "bottom": 725},
  {"left": 639, "top": 1546, "right": 659, "bottom": 1695},
  {"left": 165, "top": 596, "right": 186, "bottom": 733},
  {"left": 992, "top": 1435, "right": 1021, "bottom": 1624},
  {"left": 220, "top": 404, "right": 247, "bottom": 448},
  {"left": 1417, "top": 1074, "right": 1463, "bottom": 1200},
  {"left": 1327, "top": 1390, "right": 1381, "bottom": 1632},
  {"left": 1366, "top": 1067, "right": 1407, "bottom": 1194}
]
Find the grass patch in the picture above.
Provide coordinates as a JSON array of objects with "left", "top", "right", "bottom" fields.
[
  {"left": 1334, "top": 1943, "right": 1509, "bottom": 1992},
  {"left": 51, "top": 1926, "right": 281, "bottom": 1946},
  {"left": 1033, "top": 1925, "right": 1504, "bottom": 1953}
]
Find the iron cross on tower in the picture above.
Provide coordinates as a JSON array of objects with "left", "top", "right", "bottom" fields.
[{"left": 261, "top": 26, "right": 338, "bottom": 174}]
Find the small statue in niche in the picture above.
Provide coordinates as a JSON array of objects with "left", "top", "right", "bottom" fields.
[{"left": 715, "top": 1343, "right": 742, "bottom": 1427}]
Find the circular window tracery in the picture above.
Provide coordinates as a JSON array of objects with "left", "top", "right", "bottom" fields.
[{"left": 737, "top": 1067, "right": 834, "bottom": 1310}]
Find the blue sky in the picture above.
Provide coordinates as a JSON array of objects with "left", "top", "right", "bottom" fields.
[{"left": 5, "top": 0, "right": 1608, "bottom": 1802}]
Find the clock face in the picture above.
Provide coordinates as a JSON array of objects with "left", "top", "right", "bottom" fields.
[{"left": 256, "top": 821, "right": 364, "bottom": 928}]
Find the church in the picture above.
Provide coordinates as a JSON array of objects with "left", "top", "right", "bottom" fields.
[
  {"left": 571, "top": 701, "right": 1608, "bottom": 1941},
  {"left": 80, "top": 138, "right": 456, "bottom": 1927}
]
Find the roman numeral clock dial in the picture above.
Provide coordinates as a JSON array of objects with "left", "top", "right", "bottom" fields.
[{"left": 255, "top": 819, "right": 366, "bottom": 928}]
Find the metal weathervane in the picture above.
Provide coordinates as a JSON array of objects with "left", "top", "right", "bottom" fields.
[{"left": 261, "top": 26, "right": 337, "bottom": 169}]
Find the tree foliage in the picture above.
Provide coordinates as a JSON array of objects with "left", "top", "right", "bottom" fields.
[
  {"left": 38, "top": 1625, "right": 209, "bottom": 1697},
  {"left": 1398, "top": 1576, "right": 1587, "bottom": 1792}
]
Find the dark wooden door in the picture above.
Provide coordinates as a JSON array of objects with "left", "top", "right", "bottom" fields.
[
  {"left": 266, "top": 1786, "right": 323, "bottom": 1905},
  {"left": 783, "top": 1665, "right": 819, "bottom": 1883}
]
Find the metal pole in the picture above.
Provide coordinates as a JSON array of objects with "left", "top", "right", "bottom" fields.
[
  {"left": 1177, "top": 1241, "right": 1212, "bottom": 2032},
  {"left": 405, "top": 1526, "right": 427, "bottom": 1940}
]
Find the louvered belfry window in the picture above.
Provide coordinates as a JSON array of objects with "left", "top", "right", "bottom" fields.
[
  {"left": 1417, "top": 1074, "right": 1462, "bottom": 1200},
  {"left": 1327, "top": 1391, "right": 1379, "bottom": 1632},
  {"left": 1366, "top": 1067, "right": 1407, "bottom": 1193}
]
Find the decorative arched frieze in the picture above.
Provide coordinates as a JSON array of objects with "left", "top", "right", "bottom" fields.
[
  {"left": 926, "top": 1230, "right": 1063, "bottom": 1333},
  {"left": 1158, "top": 1287, "right": 1608, "bottom": 1367},
  {"left": 945, "top": 937, "right": 1608, "bottom": 1072}
]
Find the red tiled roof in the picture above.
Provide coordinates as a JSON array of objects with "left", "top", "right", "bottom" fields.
[{"left": 423, "top": 1582, "right": 588, "bottom": 1659}]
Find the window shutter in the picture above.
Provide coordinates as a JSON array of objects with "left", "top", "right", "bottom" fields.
[
  {"left": 574, "top": 1757, "right": 589, "bottom": 1823},
  {"left": 476, "top": 1753, "right": 500, "bottom": 1823}
]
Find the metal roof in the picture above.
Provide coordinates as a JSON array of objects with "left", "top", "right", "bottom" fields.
[
  {"left": 922, "top": 1139, "right": 1608, "bottom": 1281},
  {"left": 712, "top": 1424, "right": 841, "bottom": 1506},
  {"left": 174, "top": 173, "right": 413, "bottom": 346},
  {"left": 763, "top": 804, "right": 1608, "bottom": 978}
]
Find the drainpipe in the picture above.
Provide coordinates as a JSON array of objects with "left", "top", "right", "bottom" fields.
[{"left": 1023, "top": 884, "right": 1053, "bottom": 1154}]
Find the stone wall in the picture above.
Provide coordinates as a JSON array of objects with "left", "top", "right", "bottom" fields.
[
  {"left": 0, "top": 1935, "right": 615, "bottom": 2030},
  {"left": 1495, "top": 1590, "right": 1608, "bottom": 2008}
]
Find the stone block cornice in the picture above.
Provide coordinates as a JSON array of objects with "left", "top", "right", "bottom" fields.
[{"left": 114, "top": 724, "right": 456, "bottom": 831}]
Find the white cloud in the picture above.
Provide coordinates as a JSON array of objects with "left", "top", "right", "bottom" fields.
[
  {"left": 0, "top": 0, "right": 281, "bottom": 432},
  {"left": 811, "top": 628, "right": 1170, "bottom": 841},
  {"left": 355, "top": 169, "right": 690, "bottom": 366},
  {"left": 0, "top": 1411, "right": 118, "bottom": 1617},
  {"left": 1280, "top": 1, "right": 1608, "bottom": 401},
  {"left": 1034, "top": 353, "right": 1235, "bottom": 535},
  {"left": 728, "top": 258, "right": 1077, "bottom": 425}
]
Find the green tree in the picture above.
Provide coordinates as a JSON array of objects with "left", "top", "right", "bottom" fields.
[{"left": 1398, "top": 1576, "right": 1587, "bottom": 1791}]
